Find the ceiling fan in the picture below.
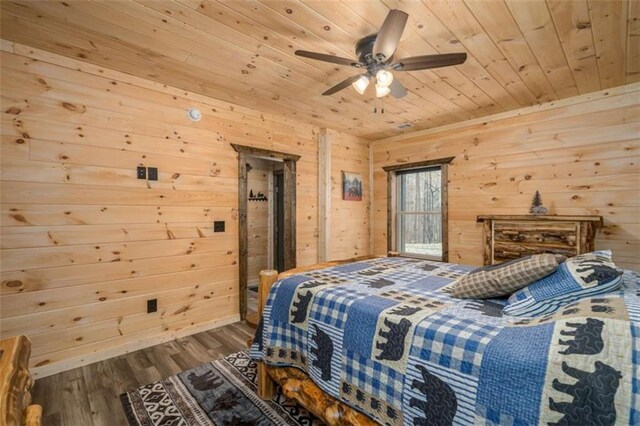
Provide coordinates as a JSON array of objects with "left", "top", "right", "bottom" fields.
[{"left": 295, "top": 10, "right": 467, "bottom": 99}]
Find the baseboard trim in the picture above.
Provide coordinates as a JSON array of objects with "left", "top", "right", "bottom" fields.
[{"left": 32, "top": 314, "right": 241, "bottom": 379}]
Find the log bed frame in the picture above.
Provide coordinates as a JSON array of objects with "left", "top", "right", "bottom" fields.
[
  {"left": 252, "top": 218, "right": 605, "bottom": 424},
  {"left": 254, "top": 255, "right": 398, "bottom": 426},
  {"left": 0, "top": 336, "right": 42, "bottom": 426}
]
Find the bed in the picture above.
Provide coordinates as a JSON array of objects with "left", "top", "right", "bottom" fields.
[{"left": 250, "top": 254, "right": 640, "bottom": 425}]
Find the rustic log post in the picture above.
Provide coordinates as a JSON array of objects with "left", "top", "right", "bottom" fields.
[
  {"left": 1, "top": 336, "right": 42, "bottom": 426},
  {"left": 257, "top": 270, "right": 278, "bottom": 400},
  {"left": 481, "top": 219, "right": 492, "bottom": 265},
  {"left": 24, "top": 406, "right": 43, "bottom": 426}
]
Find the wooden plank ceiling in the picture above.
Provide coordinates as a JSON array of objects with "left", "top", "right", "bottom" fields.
[{"left": 1, "top": 0, "right": 638, "bottom": 139}]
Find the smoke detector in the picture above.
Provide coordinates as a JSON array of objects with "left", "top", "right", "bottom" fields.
[{"left": 187, "top": 108, "right": 202, "bottom": 122}]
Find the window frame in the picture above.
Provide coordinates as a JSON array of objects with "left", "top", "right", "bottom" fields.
[{"left": 383, "top": 157, "right": 454, "bottom": 262}]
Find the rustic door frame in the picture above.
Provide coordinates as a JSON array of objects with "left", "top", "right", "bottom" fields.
[{"left": 231, "top": 144, "right": 300, "bottom": 320}]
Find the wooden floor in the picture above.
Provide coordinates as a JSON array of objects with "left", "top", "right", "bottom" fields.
[{"left": 31, "top": 321, "right": 255, "bottom": 426}]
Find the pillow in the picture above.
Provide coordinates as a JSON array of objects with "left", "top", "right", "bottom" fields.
[
  {"left": 503, "top": 250, "right": 623, "bottom": 317},
  {"left": 446, "top": 253, "right": 563, "bottom": 299}
]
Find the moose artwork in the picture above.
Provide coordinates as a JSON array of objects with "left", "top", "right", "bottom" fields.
[{"left": 342, "top": 171, "right": 363, "bottom": 201}]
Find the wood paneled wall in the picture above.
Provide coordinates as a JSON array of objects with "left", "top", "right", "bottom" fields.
[
  {"left": 327, "top": 129, "right": 370, "bottom": 260},
  {"left": 372, "top": 84, "right": 640, "bottom": 271},
  {"left": 0, "top": 41, "right": 370, "bottom": 377},
  {"left": 246, "top": 158, "right": 271, "bottom": 286}
]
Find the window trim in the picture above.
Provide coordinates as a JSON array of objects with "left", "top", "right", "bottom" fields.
[{"left": 383, "top": 157, "right": 454, "bottom": 262}]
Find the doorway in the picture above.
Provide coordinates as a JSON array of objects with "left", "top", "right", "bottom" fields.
[
  {"left": 231, "top": 144, "right": 299, "bottom": 323},
  {"left": 273, "top": 169, "right": 285, "bottom": 273}
]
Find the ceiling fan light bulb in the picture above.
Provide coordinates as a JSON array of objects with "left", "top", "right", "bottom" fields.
[
  {"left": 375, "top": 70, "right": 393, "bottom": 87},
  {"left": 352, "top": 76, "right": 370, "bottom": 95},
  {"left": 375, "top": 84, "right": 391, "bottom": 98}
]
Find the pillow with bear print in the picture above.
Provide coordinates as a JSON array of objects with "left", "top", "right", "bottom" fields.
[{"left": 503, "top": 250, "right": 623, "bottom": 317}]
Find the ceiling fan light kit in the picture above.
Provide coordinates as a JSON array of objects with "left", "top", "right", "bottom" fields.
[
  {"left": 375, "top": 85, "right": 391, "bottom": 98},
  {"left": 352, "top": 75, "right": 370, "bottom": 95},
  {"left": 295, "top": 9, "right": 467, "bottom": 100},
  {"left": 375, "top": 69, "right": 393, "bottom": 87}
]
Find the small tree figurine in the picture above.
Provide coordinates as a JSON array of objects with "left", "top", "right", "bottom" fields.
[{"left": 529, "top": 190, "right": 548, "bottom": 215}]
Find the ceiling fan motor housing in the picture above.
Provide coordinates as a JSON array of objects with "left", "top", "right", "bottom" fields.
[
  {"left": 356, "top": 35, "right": 384, "bottom": 66},
  {"left": 357, "top": 35, "right": 394, "bottom": 80}
]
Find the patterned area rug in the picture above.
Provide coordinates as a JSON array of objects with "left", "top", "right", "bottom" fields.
[{"left": 120, "top": 351, "right": 322, "bottom": 425}]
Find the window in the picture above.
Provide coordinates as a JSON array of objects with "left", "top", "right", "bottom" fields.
[
  {"left": 396, "top": 167, "right": 443, "bottom": 259},
  {"left": 383, "top": 157, "right": 452, "bottom": 262}
]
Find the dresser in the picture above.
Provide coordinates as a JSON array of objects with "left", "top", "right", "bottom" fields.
[{"left": 476, "top": 215, "right": 603, "bottom": 266}]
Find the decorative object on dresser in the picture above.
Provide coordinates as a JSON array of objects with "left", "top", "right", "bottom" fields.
[
  {"left": 0, "top": 336, "right": 42, "bottom": 426},
  {"left": 528, "top": 190, "right": 548, "bottom": 215},
  {"left": 477, "top": 215, "right": 603, "bottom": 266}
]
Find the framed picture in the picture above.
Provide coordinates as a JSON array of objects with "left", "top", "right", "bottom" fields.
[{"left": 342, "top": 171, "right": 363, "bottom": 201}]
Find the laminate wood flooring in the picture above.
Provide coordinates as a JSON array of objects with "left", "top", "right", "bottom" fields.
[{"left": 31, "top": 322, "right": 255, "bottom": 426}]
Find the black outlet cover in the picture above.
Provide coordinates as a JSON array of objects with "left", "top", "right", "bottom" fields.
[
  {"left": 147, "top": 299, "right": 158, "bottom": 313},
  {"left": 137, "top": 166, "right": 147, "bottom": 179},
  {"left": 148, "top": 167, "right": 158, "bottom": 181},
  {"left": 214, "top": 221, "right": 225, "bottom": 232}
]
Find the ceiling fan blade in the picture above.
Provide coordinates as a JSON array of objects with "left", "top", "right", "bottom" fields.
[
  {"left": 373, "top": 9, "right": 409, "bottom": 61},
  {"left": 389, "top": 77, "right": 407, "bottom": 99},
  {"left": 322, "top": 74, "right": 365, "bottom": 96},
  {"left": 394, "top": 53, "right": 468, "bottom": 71},
  {"left": 295, "top": 50, "right": 359, "bottom": 67}
]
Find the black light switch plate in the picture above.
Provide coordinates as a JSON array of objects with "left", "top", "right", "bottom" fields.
[
  {"left": 147, "top": 299, "right": 157, "bottom": 313},
  {"left": 137, "top": 166, "right": 146, "bottom": 179},
  {"left": 214, "top": 221, "right": 225, "bottom": 232},
  {"left": 148, "top": 167, "right": 158, "bottom": 181}
]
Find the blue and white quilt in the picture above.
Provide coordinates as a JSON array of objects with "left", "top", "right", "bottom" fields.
[{"left": 250, "top": 257, "right": 640, "bottom": 425}]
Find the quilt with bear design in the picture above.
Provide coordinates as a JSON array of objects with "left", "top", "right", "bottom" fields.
[{"left": 249, "top": 256, "right": 640, "bottom": 425}]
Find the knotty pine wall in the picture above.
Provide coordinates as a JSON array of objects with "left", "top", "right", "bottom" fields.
[
  {"left": 372, "top": 84, "right": 640, "bottom": 271},
  {"left": 0, "top": 41, "right": 370, "bottom": 377},
  {"left": 329, "top": 129, "right": 370, "bottom": 260},
  {"left": 246, "top": 158, "right": 271, "bottom": 286}
]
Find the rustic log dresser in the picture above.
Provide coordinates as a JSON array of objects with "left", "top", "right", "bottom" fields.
[{"left": 476, "top": 215, "right": 603, "bottom": 266}]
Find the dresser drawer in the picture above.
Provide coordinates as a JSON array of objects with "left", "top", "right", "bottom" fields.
[
  {"left": 493, "top": 241, "right": 578, "bottom": 262},
  {"left": 492, "top": 221, "right": 579, "bottom": 262},
  {"left": 494, "top": 221, "right": 577, "bottom": 246}
]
